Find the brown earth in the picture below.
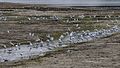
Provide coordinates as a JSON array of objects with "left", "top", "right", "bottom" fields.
[
  {"left": 2, "top": 33, "right": 119, "bottom": 68},
  {"left": 0, "top": 2, "right": 31, "bottom": 9},
  {"left": 0, "top": 3, "right": 120, "bottom": 68}
]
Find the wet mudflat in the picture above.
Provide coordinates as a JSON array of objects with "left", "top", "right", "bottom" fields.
[
  {"left": 8, "top": 33, "right": 120, "bottom": 68},
  {"left": 0, "top": 3, "right": 120, "bottom": 68}
]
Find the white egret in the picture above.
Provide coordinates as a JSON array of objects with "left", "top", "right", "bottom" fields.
[
  {"left": 97, "top": 20, "right": 99, "bottom": 22},
  {"left": 29, "top": 33, "right": 34, "bottom": 36},
  {"left": 36, "top": 38, "right": 40, "bottom": 42},
  {"left": 28, "top": 17, "right": 31, "bottom": 21},
  {"left": 47, "top": 34, "right": 51, "bottom": 38},
  {"left": 108, "top": 15, "right": 111, "bottom": 18},
  {"left": 29, "top": 33, "right": 32, "bottom": 36},
  {"left": 76, "top": 24, "right": 79, "bottom": 27},
  {"left": 105, "top": 16, "right": 107, "bottom": 19},
  {"left": 93, "top": 15, "right": 96, "bottom": 18},
  {"left": 7, "top": 30, "right": 10, "bottom": 33},
  {"left": 106, "top": 24, "right": 110, "bottom": 27},
  {"left": 31, "top": 33, "right": 34, "bottom": 36},
  {"left": 10, "top": 41, "right": 14, "bottom": 46},
  {"left": 50, "top": 36, "right": 54, "bottom": 41},
  {"left": 58, "top": 38, "right": 63, "bottom": 46},
  {"left": 79, "top": 15, "right": 85, "bottom": 19},
  {"left": 2, "top": 44, "right": 7, "bottom": 48}
]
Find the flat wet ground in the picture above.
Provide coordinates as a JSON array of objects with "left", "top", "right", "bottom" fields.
[
  {"left": 0, "top": 5, "right": 120, "bottom": 48},
  {"left": 0, "top": 3, "right": 120, "bottom": 68},
  {"left": 6, "top": 33, "right": 119, "bottom": 68}
]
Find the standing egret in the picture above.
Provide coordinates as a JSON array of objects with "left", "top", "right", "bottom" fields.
[
  {"left": 29, "top": 33, "right": 34, "bottom": 37},
  {"left": 50, "top": 37, "right": 54, "bottom": 41},
  {"left": 65, "top": 32, "right": 69, "bottom": 35},
  {"left": 108, "top": 15, "right": 111, "bottom": 18},
  {"left": 97, "top": 20, "right": 99, "bottom": 23},
  {"left": 47, "top": 34, "right": 51, "bottom": 38},
  {"left": 106, "top": 24, "right": 110, "bottom": 27},
  {"left": 76, "top": 24, "right": 79, "bottom": 27},
  {"left": 28, "top": 17, "right": 31, "bottom": 21},
  {"left": 69, "top": 31, "right": 75, "bottom": 43},
  {"left": 19, "top": 21, "right": 22, "bottom": 24},
  {"left": 50, "top": 36, "right": 54, "bottom": 41},
  {"left": 36, "top": 38, "right": 40, "bottom": 42},
  {"left": 2, "top": 44, "right": 7, "bottom": 53},
  {"left": 10, "top": 41, "right": 14, "bottom": 46},
  {"left": 29, "top": 33, "right": 32, "bottom": 36},
  {"left": 58, "top": 38, "right": 63, "bottom": 46},
  {"left": 66, "top": 19, "right": 69, "bottom": 23},
  {"left": 79, "top": 15, "right": 85, "bottom": 19},
  {"left": 29, "top": 42, "right": 33, "bottom": 46},
  {"left": 105, "top": 16, "right": 107, "bottom": 19},
  {"left": 93, "top": 15, "right": 96, "bottom": 18},
  {"left": 49, "top": 36, "right": 54, "bottom": 45},
  {"left": 60, "top": 35, "right": 64, "bottom": 39},
  {"left": 31, "top": 33, "right": 34, "bottom": 37},
  {"left": 7, "top": 30, "right": 10, "bottom": 33},
  {"left": 76, "top": 18, "right": 79, "bottom": 21},
  {"left": 28, "top": 41, "right": 33, "bottom": 48},
  {"left": 15, "top": 16, "right": 18, "bottom": 18},
  {"left": 3, "top": 44, "right": 7, "bottom": 48}
]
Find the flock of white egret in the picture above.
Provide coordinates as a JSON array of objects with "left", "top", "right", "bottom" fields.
[
  {"left": 0, "top": 15, "right": 120, "bottom": 22},
  {"left": 0, "top": 25, "right": 119, "bottom": 63}
]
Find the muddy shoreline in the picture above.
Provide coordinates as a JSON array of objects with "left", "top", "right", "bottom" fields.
[{"left": 0, "top": 2, "right": 120, "bottom": 68}]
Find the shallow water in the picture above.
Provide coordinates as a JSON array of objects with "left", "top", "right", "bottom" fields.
[{"left": 1, "top": 0, "right": 120, "bottom": 6}]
